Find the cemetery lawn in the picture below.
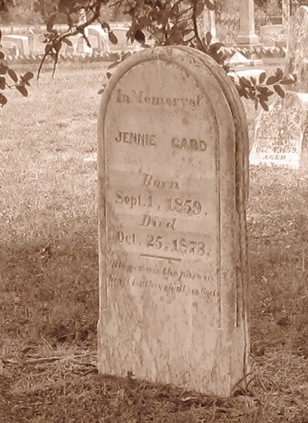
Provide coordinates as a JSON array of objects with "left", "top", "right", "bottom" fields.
[{"left": 1, "top": 60, "right": 308, "bottom": 422}]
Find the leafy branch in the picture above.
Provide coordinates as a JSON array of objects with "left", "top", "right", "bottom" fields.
[
  {"left": 0, "top": 31, "right": 34, "bottom": 107},
  {"left": 230, "top": 68, "right": 297, "bottom": 111},
  {"left": 0, "top": 0, "right": 297, "bottom": 109}
]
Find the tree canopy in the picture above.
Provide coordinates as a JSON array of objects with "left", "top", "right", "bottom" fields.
[{"left": 0, "top": 0, "right": 296, "bottom": 109}]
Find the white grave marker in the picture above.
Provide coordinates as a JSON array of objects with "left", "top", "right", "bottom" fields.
[
  {"left": 251, "top": 6, "right": 308, "bottom": 169},
  {"left": 250, "top": 92, "right": 307, "bottom": 168},
  {"left": 97, "top": 46, "right": 249, "bottom": 396}
]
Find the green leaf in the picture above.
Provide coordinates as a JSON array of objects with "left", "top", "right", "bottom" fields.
[
  {"left": 206, "top": 31, "right": 212, "bottom": 46},
  {"left": 250, "top": 76, "right": 256, "bottom": 85},
  {"left": 273, "top": 84, "right": 285, "bottom": 98},
  {"left": 239, "top": 76, "right": 252, "bottom": 88},
  {"left": 16, "top": 84, "right": 28, "bottom": 97},
  {"left": 260, "top": 99, "right": 269, "bottom": 111},
  {"left": 0, "top": 92, "right": 7, "bottom": 106},
  {"left": 0, "top": 1, "right": 9, "bottom": 12},
  {"left": 274, "top": 67, "right": 283, "bottom": 81},
  {"left": 108, "top": 31, "right": 118, "bottom": 45},
  {"left": 205, "top": 0, "right": 216, "bottom": 11},
  {"left": 134, "top": 29, "right": 146, "bottom": 43},
  {"left": 258, "top": 71, "right": 266, "bottom": 84},
  {"left": 280, "top": 75, "right": 296, "bottom": 85},
  {"left": 45, "top": 43, "right": 53, "bottom": 54},
  {"left": 62, "top": 38, "right": 73, "bottom": 46},
  {"left": 54, "top": 40, "right": 62, "bottom": 52},
  {"left": 256, "top": 85, "right": 271, "bottom": 95},
  {"left": 0, "top": 62, "right": 8, "bottom": 75},
  {"left": 209, "top": 42, "right": 224, "bottom": 53},
  {"left": 0, "top": 76, "right": 5, "bottom": 90},
  {"left": 121, "top": 51, "right": 132, "bottom": 61},
  {"left": 266, "top": 75, "right": 279, "bottom": 85},
  {"left": 108, "top": 60, "right": 120, "bottom": 69},
  {"left": 46, "top": 13, "right": 57, "bottom": 32},
  {"left": 21, "top": 71, "right": 34, "bottom": 86},
  {"left": 8, "top": 68, "right": 18, "bottom": 83},
  {"left": 101, "top": 22, "right": 110, "bottom": 32}
]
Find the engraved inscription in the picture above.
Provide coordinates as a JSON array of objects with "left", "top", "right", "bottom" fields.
[
  {"left": 111, "top": 259, "right": 215, "bottom": 283},
  {"left": 146, "top": 234, "right": 206, "bottom": 256},
  {"left": 108, "top": 273, "right": 216, "bottom": 298},
  {"left": 109, "top": 259, "right": 217, "bottom": 298},
  {"left": 171, "top": 137, "right": 207, "bottom": 152},
  {"left": 117, "top": 230, "right": 137, "bottom": 245},
  {"left": 116, "top": 88, "right": 203, "bottom": 109},
  {"left": 113, "top": 228, "right": 209, "bottom": 257},
  {"left": 114, "top": 188, "right": 205, "bottom": 216},
  {"left": 104, "top": 62, "right": 219, "bottom": 302},
  {"left": 115, "top": 191, "right": 153, "bottom": 209},
  {"left": 166, "top": 198, "right": 202, "bottom": 215},
  {"left": 142, "top": 173, "right": 179, "bottom": 190},
  {"left": 140, "top": 214, "right": 177, "bottom": 230},
  {"left": 115, "top": 131, "right": 156, "bottom": 147}
]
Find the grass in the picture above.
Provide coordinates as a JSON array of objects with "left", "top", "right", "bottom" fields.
[{"left": 1, "top": 59, "right": 308, "bottom": 422}]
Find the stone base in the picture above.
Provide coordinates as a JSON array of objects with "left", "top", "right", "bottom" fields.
[
  {"left": 236, "top": 34, "right": 259, "bottom": 45},
  {"left": 226, "top": 51, "right": 263, "bottom": 67}
]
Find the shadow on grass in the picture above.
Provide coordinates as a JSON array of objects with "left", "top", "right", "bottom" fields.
[{"left": 1, "top": 229, "right": 99, "bottom": 348}]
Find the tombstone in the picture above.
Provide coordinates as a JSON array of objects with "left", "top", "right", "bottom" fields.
[
  {"left": 250, "top": 92, "right": 308, "bottom": 168},
  {"left": 236, "top": 0, "right": 259, "bottom": 44},
  {"left": 97, "top": 46, "right": 249, "bottom": 396},
  {"left": 282, "top": 0, "right": 291, "bottom": 32},
  {"left": 87, "top": 25, "right": 110, "bottom": 53},
  {"left": 1, "top": 35, "right": 30, "bottom": 56},
  {"left": 200, "top": 7, "right": 219, "bottom": 43},
  {"left": 76, "top": 36, "right": 93, "bottom": 55},
  {"left": 251, "top": 6, "right": 308, "bottom": 168},
  {"left": 285, "top": 5, "right": 308, "bottom": 92},
  {"left": 227, "top": 51, "right": 263, "bottom": 67},
  {"left": 62, "top": 34, "right": 80, "bottom": 55},
  {"left": 260, "top": 24, "right": 284, "bottom": 45}
]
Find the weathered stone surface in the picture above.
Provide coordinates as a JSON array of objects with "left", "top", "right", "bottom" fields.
[
  {"left": 250, "top": 92, "right": 308, "bottom": 168},
  {"left": 251, "top": 6, "right": 308, "bottom": 169},
  {"left": 97, "top": 47, "right": 249, "bottom": 396},
  {"left": 236, "top": 0, "right": 259, "bottom": 44},
  {"left": 285, "top": 6, "right": 308, "bottom": 92}
]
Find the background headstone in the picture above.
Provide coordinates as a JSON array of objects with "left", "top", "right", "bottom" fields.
[
  {"left": 260, "top": 24, "right": 284, "bottom": 45},
  {"left": 97, "top": 46, "right": 249, "bottom": 396},
  {"left": 251, "top": 6, "right": 308, "bottom": 168},
  {"left": 250, "top": 92, "right": 308, "bottom": 168},
  {"left": 1, "top": 35, "right": 30, "bottom": 56},
  {"left": 236, "top": 0, "right": 259, "bottom": 44},
  {"left": 199, "top": 7, "right": 219, "bottom": 43},
  {"left": 285, "top": 6, "right": 308, "bottom": 92}
]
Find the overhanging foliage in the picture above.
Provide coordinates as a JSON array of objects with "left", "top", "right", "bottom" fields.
[{"left": 0, "top": 0, "right": 296, "bottom": 109}]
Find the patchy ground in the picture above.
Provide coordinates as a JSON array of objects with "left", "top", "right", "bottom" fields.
[{"left": 0, "top": 61, "right": 308, "bottom": 422}]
